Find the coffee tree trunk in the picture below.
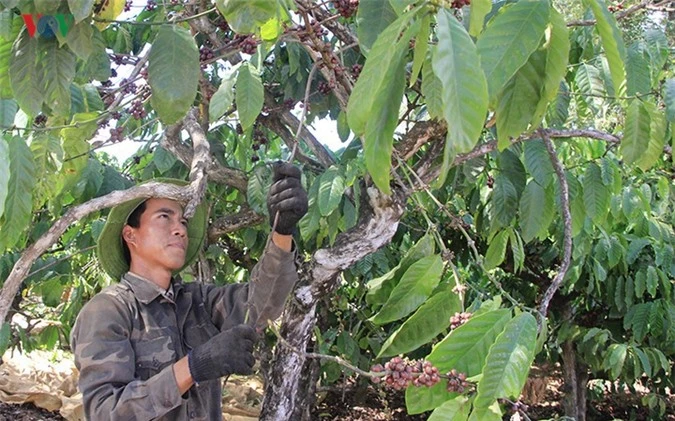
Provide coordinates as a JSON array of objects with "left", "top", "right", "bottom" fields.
[{"left": 260, "top": 187, "right": 406, "bottom": 420}]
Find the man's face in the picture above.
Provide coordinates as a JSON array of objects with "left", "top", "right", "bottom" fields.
[{"left": 122, "top": 198, "right": 189, "bottom": 274}]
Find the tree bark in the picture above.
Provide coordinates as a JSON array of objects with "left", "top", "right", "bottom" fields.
[{"left": 260, "top": 185, "right": 406, "bottom": 420}]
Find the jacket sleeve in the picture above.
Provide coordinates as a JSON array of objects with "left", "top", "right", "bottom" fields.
[
  {"left": 70, "top": 293, "right": 184, "bottom": 421},
  {"left": 204, "top": 239, "right": 298, "bottom": 330}
]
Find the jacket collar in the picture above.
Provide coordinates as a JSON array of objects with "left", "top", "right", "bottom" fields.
[{"left": 121, "top": 272, "right": 183, "bottom": 304}]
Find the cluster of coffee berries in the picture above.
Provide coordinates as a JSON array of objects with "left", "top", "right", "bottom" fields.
[
  {"left": 446, "top": 369, "right": 470, "bottom": 393},
  {"left": 33, "top": 114, "right": 47, "bottom": 126},
  {"left": 607, "top": 3, "right": 624, "bottom": 12},
  {"left": 120, "top": 79, "right": 137, "bottom": 94},
  {"left": 412, "top": 360, "right": 441, "bottom": 387},
  {"left": 109, "top": 127, "right": 124, "bottom": 143},
  {"left": 317, "top": 80, "right": 334, "bottom": 95},
  {"left": 200, "top": 47, "right": 215, "bottom": 63},
  {"left": 140, "top": 67, "right": 148, "bottom": 80},
  {"left": 215, "top": 17, "right": 229, "bottom": 32},
  {"left": 251, "top": 128, "right": 268, "bottom": 162},
  {"left": 451, "top": 0, "right": 471, "bottom": 8},
  {"left": 146, "top": 0, "right": 157, "bottom": 11},
  {"left": 283, "top": 98, "right": 297, "bottom": 110},
  {"left": 333, "top": 0, "right": 359, "bottom": 18},
  {"left": 236, "top": 35, "right": 258, "bottom": 55},
  {"left": 450, "top": 312, "right": 472, "bottom": 330},
  {"left": 350, "top": 63, "right": 363, "bottom": 79},
  {"left": 124, "top": 0, "right": 132, "bottom": 12},
  {"left": 371, "top": 358, "right": 442, "bottom": 391},
  {"left": 129, "top": 100, "right": 147, "bottom": 120}
]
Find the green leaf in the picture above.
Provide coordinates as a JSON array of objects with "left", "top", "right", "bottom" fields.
[
  {"left": 299, "top": 178, "right": 321, "bottom": 241},
  {"left": 39, "top": 40, "right": 76, "bottom": 117},
  {"left": 575, "top": 63, "right": 605, "bottom": 98},
  {"left": 495, "top": 49, "right": 546, "bottom": 149},
  {"left": 153, "top": 146, "right": 177, "bottom": 173},
  {"left": 406, "top": 380, "right": 454, "bottom": 415},
  {"left": 82, "top": 27, "right": 111, "bottom": 82},
  {"left": 337, "top": 110, "right": 350, "bottom": 142},
  {"left": 474, "top": 312, "right": 537, "bottom": 408},
  {"left": 620, "top": 99, "right": 651, "bottom": 165},
  {"left": 68, "top": 0, "right": 95, "bottom": 22},
  {"left": 0, "top": 99, "right": 17, "bottom": 128},
  {"left": 432, "top": 9, "right": 488, "bottom": 184},
  {"left": 0, "top": 136, "right": 8, "bottom": 220},
  {"left": 524, "top": 140, "right": 554, "bottom": 187},
  {"left": 347, "top": 12, "right": 414, "bottom": 136},
  {"left": 236, "top": 63, "right": 264, "bottom": 131},
  {"left": 636, "top": 101, "right": 666, "bottom": 171},
  {"left": 492, "top": 174, "right": 518, "bottom": 227},
  {"left": 0, "top": 322, "right": 9, "bottom": 357},
  {"left": 209, "top": 73, "right": 236, "bottom": 122},
  {"left": 356, "top": 0, "right": 398, "bottom": 54},
  {"left": 509, "top": 229, "right": 525, "bottom": 273},
  {"left": 476, "top": 0, "right": 550, "bottom": 102},
  {"left": 664, "top": 79, "right": 675, "bottom": 123},
  {"left": 625, "top": 303, "right": 651, "bottom": 343},
  {"left": 409, "top": 14, "right": 429, "bottom": 88},
  {"left": 421, "top": 58, "right": 443, "bottom": 120},
  {"left": 370, "top": 254, "right": 444, "bottom": 325},
  {"left": 519, "top": 180, "right": 553, "bottom": 243},
  {"left": 469, "top": 0, "right": 492, "bottom": 37},
  {"left": 318, "top": 166, "right": 345, "bottom": 217},
  {"left": 604, "top": 343, "right": 628, "bottom": 380},
  {"left": 646, "top": 266, "right": 658, "bottom": 298},
  {"left": 584, "top": 0, "right": 627, "bottom": 95},
  {"left": 429, "top": 309, "right": 512, "bottom": 375},
  {"left": 215, "top": 0, "right": 278, "bottom": 34},
  {"left": 484, "top": 229, "right": 509, "bottom": 270},
  {"left": 531, "top": 8, "right": 569, "bottom": 128},
  {"left": 497, "top": 149, "right": 526, "bottom": 196},
  {"left": 378, "top": 284, "right": 461, "bottom": 357},
  {"left": 362, "top": 21, "right": 418, "bottom": 194},
  {"left": 70, "top": 83, "right": 104, "bottom": 114},
  {"left": 367, "top": 233, "right": 435, "bottom": 305},
  {"left": 246, "top": 165, "right": 269, "bottom": 215},
  {"left": 0, "top": 137, "right": 35, "bottom": 249},
  {"left": 626, "top": 42, "right": 651, "bottom": 97},
  {"left": 64, "top": 21, "right": 93, "bottom": 60},
  {"left": 9, "top": 30, "right": 43, "bottom": 116},
  {"left": 468, "top": 401, "right": 503, "bottom": 421},
  {"left": 148, "top": 25, "right": 199, "bottom": 124},
  {"left": 582, "top": 163, "right": 610, "bottom": 223},
  {"left": 428, "top": 396, "right": 471, "bottom": 421},
  {"left": 0, "top": 15, "right": 22, "bottom": 99},
  {"left": 39, "top": 277, "right": 64, "bottom": 307}
]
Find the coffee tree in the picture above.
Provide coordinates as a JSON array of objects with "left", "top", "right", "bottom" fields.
[{"left": 0, "top": 0, "right": 673, "bottom": 420}]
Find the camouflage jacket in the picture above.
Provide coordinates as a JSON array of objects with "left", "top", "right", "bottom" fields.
[{"left": 70, "top": 241, "right": 298, "bottom": 421}]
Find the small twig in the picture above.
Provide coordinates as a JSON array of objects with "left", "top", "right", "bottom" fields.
[
  {"left": 566, "top": 0, "right": 662, "bottom": 26},
  {"left": 538, "top": 131, "right": 573, "bottom": 330}
]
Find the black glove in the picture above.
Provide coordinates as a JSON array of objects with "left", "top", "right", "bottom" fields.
[
  {"left": 267, "top": 162, "right": 308, "bottom": 235},
  {"left": 188, "top": 324, "right": 257, "bottom": 383}
]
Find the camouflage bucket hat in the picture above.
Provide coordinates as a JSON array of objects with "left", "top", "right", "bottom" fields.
[{"left": 96, "top": 178, "right": 208, "bottom": 280}]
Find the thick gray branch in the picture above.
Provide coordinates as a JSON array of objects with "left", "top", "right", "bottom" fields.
[
  {"left": 184, "top": 108, "right": 211, "bottom": 218},
  {"left": 207, "top": 207, "right": 265, "bottom": 243},
  {"left": 538, "top": 133, "right": 573, "bottom": 327},
  {"left": 161, "top": 124, "right": 248, "bottom": 193}
]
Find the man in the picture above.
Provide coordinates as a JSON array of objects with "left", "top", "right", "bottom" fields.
[{"left": 70, "top": 163, "right": 308, "bottom": 421}]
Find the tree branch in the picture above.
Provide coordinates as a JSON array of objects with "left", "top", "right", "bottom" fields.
[
  {"left": 207, "top": 207, "right": 265, "bottom": 243},
  {"left": 184, "top": 108, "right": 210, "bottom": 218},
  {"left": 275, "top": 107, "right": 337, "bottom": 168},
  {"left": 538, "top": 132, "right": 573, "bottom": 328},
  {"left": 161, "top": 122, "right": 249, "bottom": 192}
]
